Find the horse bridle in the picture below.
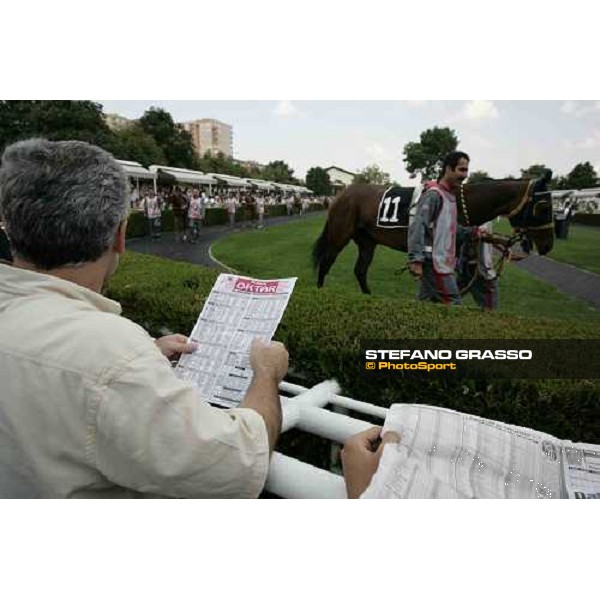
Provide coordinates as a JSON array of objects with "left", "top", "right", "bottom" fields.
[
  {"left": 458, "top": 180, "right": 554, "bottom": 234},
  {"left": 455, "top": 179, "right": 553, "bottom": 290}
]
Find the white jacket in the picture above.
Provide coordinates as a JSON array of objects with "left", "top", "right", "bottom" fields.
[{"left": 0, "top": 263, "right": 269, "bottom": 498}]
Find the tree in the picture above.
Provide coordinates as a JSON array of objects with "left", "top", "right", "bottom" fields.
[
  {"left": 198, "top": 151, "right": 251, "bottom": 177},
  {"left": 520, "top": 164, "right": 551, "bottom": 180},
  {"left": 353, "top": 164, "right": 391, "bottom": 185},
  {"left": 262, "top": 160, "right": 296, "bottom": 183},
  {"left": 403, "top": 126, "right": 459, "bottom": 180},
  {"left": 0, "top": 100, "right": 113, "bottom": 152},
  {"left": 564, "top": 162, "right": 598, "bottom": 189},
  {"left": 109, "top": 123, "right": 166, "bottom": 167},
  {"left": 551, "top": 175, "right": 570, "bottom": 190},
  {"left": 468, "top": 170, "right": 491, "bottom": 183},
  {"left": 305, "top": 166, "right": 332, "bottom": 195},
  {"left": 138, "top": 107, "right": 199, "bottom": 170}
]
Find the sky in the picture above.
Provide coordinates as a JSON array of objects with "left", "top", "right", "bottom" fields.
[{"left": 98, "top": 100, "right": 600, "bottom": 186}]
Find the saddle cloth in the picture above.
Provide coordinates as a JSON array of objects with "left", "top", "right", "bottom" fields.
[{"left": 376, "top": 185, "right": 417, "bottom": 229}]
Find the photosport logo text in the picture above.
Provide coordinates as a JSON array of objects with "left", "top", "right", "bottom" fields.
[{"left": 358, "top": 340, "right": 600, "bottom": 379}]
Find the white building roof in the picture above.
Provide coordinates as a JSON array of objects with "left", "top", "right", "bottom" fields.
[
  {"left": 245, "top": 178, "right": 276, "bottom": 191},
  {"left": 572, "top": 188, "right": 600, "bottom": 198},
  {"left": 116, "top": 160, "right": 156, "bottom": 180},
  {"left": 551, "top": 188, "right": 600, "bottom": 199},
  {"left": 206, "top": 173, "right": 249, "bottom": 188},
  {"left": 148, "top": 165, "right": 217, "bottom": 185}
]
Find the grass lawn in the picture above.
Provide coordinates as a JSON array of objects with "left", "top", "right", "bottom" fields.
[
  {"left": 493, "top": 219, "right": 600, "bottom": 275},
  {"left": 212, "top": 215, "right": 600, "bottom": 322}
]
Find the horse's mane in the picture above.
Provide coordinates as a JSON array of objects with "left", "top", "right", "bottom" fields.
[{"left": 468, "top": 177, "right": 530, "bottom": 184}]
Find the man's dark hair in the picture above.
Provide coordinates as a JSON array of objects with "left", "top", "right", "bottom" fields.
[{"left": 439, "top": 151, "right": 470, "bottom": 180}]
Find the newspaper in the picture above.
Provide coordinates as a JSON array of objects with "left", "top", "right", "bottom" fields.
[
  {"left": 362, "top": 404, "right": 600, "bottom": 499},
  {"left": 175, "top": 274, "right": 296, "bottom": 408}
]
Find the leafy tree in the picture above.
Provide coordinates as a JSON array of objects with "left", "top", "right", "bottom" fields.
[
  {"left": 0, "top": 100, "right": 113, "bottom": 152},
  {"left": 244, "top": 163, "right": 265, "bottom": 179},
  {"left": 520, "top": 164, "right": 551, "bottom": 180},
  {"left": 468, "top": 170, "right": 491, "bottom": 183},
  {"left": 262, "top": 160, "right": 296, "bottom": 183},
  {"left": 109, "top": 123, "right": 165, "bottom": 167},
  {"left": 403, "top": 126, "right": 459, "bottom": 180},
  {"left": 305, "top": 166, "right": 332, "bottom": 195},
  {"left": 353, "top": 164, "right": 391, "bottom": 185},
  {"left": 551, "top": 175, "right": 570, "bottom": 190},
  {"left": 564, "top": 162, "right": 598, "bottom": 189},
  {"left": 199, "top": 151, "right": 250, "bottom": 177},
  {"left": 139, "top": 107, "right": 199, "bottom": 170},
  {"left": 169, "top": 127, "right": 200, "bottom": 170}
]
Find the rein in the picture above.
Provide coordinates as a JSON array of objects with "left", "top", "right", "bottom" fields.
[
  {"left": 506, "top": 180, "right": 534, "bottom": 218},
  {"left": 402, "top": 180, "right": 544, "bottom": 291},
  {"left": 457, "top": 233, "right": 521, "bottom": 295},
  {"left": 458, "top": 179, "right": 535, "bottom": 225}
]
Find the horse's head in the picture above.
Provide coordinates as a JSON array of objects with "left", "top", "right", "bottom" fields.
[{"left": 508, "top": 169, "right": 554, "bottom": 255}]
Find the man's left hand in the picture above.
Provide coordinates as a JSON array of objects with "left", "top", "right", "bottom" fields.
[
  {"left": 479, "top": 232, "right": 512, "bottom": 247},
  {"left": 155, "top": 334, "right": 197, "bottom": 360},
  {"left": 341, "top": 426, "right": 401, "bottom": 499}
]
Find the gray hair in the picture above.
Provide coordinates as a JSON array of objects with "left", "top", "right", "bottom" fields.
[{"left": 0, "top": 138, "right": 129, "bottom": 269}]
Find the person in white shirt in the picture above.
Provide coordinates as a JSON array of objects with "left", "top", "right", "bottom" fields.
[
  {"left": 143, "top": 190, "right": 162, "bottom": 240},
  {"left": 187, "top": 189, "right": 204, "bottom": 243},
  {"left": 255, "top": 193, "right": 265, "bottom": 229},
  {"left": 301, "top": 196, "right": 309, "bottom": 216},
  {"left": 129, "top": 185, "right": 140, "bottom": 211},
  {"left": 0, "top": 139, "right": 288, "bottom": 499},
  {"left": 226, "top": 191, "right": 237, "bottom": 229}
]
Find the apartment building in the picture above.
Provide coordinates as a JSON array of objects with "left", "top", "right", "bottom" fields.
[{"left": 182, "top": 119, "right": 233, "bottom": 158}]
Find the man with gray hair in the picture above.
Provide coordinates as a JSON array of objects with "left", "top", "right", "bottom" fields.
[{"left": 0, "top": 139, "right": 288, "bottom": 498}]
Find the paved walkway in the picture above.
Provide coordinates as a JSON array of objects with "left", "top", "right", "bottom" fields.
[
  {"left": 129, "top": 212, "right": 600, "bottom": 311},
  {"left": 514, "top": 255, "right": 600, "bottom": 310},
  {"left": 127, "top": 212, "right": 323, "bottom": 270}
]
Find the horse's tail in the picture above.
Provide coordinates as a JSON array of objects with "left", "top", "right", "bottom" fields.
[{"left": 312, "top": 220, "right": 330, "bottom": 271}]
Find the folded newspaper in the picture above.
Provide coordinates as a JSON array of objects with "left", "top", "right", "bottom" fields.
[
  {"left": 175, "top": 274, "right": 296, "bottom": 408},
  {"left": 362, "top": 404, "right": 600, "bottom": 499}
]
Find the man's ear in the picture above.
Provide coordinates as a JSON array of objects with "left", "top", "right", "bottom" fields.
[{"left": 113, "top": 219, "right": 128, "bottom": 255}]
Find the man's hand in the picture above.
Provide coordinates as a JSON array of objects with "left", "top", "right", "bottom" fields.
[
  {"left": 249, "top": 339, "right": 289, "bottom": 382},
  {"left": 479, "top": 232, "right": 512, "bottom": 247},
  {"left": 408, "top": 261, "right": 423, "bottom": 279},
  {"left": 341, "top": 426, "right": 401, "bottom": 499},
  {"left": 240, "top": 339, "right": 289, "bottom": 454},
  {"left": 155, "top": 334, "right": 197, "bottom": 360}
]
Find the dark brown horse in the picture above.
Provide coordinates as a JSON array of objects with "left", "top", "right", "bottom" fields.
[{"left": 313, "top": 172, "right": 554, "bottom": 294}]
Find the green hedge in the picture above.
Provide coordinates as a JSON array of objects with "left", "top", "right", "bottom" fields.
[
  {"left": 126, "top": 204, "right": 325, "bottom": 238},
  {"left": 106, "top": 252, "right": 600, "bottom": 445},
  {"left": 573, "top": 213, "right": 600, "bottom": 227},
  {"left": 126, "top": 210, "right": 175, "bottom": 238}
]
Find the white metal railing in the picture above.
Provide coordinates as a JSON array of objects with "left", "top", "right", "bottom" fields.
[{"left": 265, "top": 380, "right": 389, "bottom": 499}]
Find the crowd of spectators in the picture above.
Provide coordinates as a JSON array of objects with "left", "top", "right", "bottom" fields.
[{"left": 128, "top": 183, "right": 333, "bottom": 242}]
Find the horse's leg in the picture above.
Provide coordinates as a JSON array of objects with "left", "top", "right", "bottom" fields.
[
  {"left": 353, "top": 232, "right": 376, "bottom": 294},
  {"left": 318, "top": 247, "right": 343, "bottom": 288}
]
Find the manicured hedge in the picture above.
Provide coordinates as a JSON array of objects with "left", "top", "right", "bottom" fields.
[
  {"left": 106, "top": 252, "right": 600, "bottom": 445},
  {"left": 126, "top": 204, "right": 326, "bottom": 239},
  {"left": 126, "top": 210, "right": 174, "bottom": 238},
  {"left": 573, "top": 213, "right": 600, "bottom": 227}
]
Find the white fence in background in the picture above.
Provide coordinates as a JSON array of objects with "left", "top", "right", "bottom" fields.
[{"left": 265, "top": 380, "right": 389, "bottom": 499}]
